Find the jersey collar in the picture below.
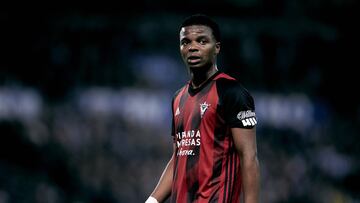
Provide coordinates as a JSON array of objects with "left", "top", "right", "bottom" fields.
[{"left": 188, "top": 71, "right": 221, "bottom": 96}]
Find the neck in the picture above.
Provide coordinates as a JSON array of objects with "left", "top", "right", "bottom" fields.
[{"left": 190, "top": 65, "right": 218, "bottom": 88}]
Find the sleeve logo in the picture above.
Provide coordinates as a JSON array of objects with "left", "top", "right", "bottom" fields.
[{"left": 237, "top": 110, "right": 257, "bottom": 126}]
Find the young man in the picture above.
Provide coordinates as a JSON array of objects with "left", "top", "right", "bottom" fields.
[{"left": 146, "top": 14, "right": 260, "bottom": 203}]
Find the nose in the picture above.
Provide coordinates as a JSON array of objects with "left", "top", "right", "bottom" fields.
[{"left": 188, "top": 42, "right": 198, "bottom": 52}]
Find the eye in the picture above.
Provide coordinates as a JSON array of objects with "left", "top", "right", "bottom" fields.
[
  {"left": 199, "top": 39, "right": 207, "bottom": 45},
  {"left": 181, "top": 39, "right": 189, "bottom": 46}
]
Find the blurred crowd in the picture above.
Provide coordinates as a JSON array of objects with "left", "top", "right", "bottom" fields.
[{"left": 1, "top": 1, "right": 359, "bottom": 203}]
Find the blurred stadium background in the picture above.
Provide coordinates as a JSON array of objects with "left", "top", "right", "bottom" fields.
[{"left": 1, "top": 1, "right": 359, "bottom": 202}]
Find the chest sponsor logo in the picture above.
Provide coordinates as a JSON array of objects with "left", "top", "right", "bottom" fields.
[{"left": 176, "top": 130, "right": 201, "bottom": 156}]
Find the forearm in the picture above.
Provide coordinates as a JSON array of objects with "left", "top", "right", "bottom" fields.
[
  {"left": 241, "top": 155, "right": 260, "bottom": 203},
  {"left": 149, "top": 155, "right": 174, "bottom": 203}
]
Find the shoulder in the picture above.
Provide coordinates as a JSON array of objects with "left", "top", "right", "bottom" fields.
[
  {"left": 215, "top": 72, "right": 255, "bottom": 109},
  {"left": 172, "top": 84, "right": 188, "bottom": 100},
  {"left": 215, "top": 73, "right": 252, "bottom": 98}
]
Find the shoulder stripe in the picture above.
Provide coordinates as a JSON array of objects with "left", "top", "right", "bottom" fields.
[{"left": 214, "top": 72, "right": 236, "bottom": 81}]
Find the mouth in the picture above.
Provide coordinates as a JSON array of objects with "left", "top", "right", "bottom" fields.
[{"left": 187, "top": 56, "right": 201, "bottom": 64}]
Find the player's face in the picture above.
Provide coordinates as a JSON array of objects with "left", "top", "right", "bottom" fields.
[{"left": 179, "top": 25, "right": 220, "bottom": 70}]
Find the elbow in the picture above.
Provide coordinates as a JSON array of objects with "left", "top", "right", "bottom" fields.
[{"left": 241, "top": 152, "right": 260, "bottom": 169}]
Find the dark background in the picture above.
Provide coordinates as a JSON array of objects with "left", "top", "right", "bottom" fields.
[{"left": 0, "top": 1, "right": 359, "bottom": 202}]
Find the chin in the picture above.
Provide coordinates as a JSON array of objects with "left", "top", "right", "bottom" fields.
[
  {"left": 189, "top": 65, "right": 212, "bottom": 74},
  {"left": 188, "top": 63, "right": 203, "bottom": 69},
  {"left": 188, "top": 65, "right": 200, "bottom": 69}
]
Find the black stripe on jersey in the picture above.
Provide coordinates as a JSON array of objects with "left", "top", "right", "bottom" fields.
[
  {"left": 229, "top": 152, "right": 238, "bottom": 202},
  {"left": 209, "top": 113, "right": 227, "bottom": 201},
  {"left": 209, "top": 192, "right": 219, "bottom": 203},
  {"left": 228, "top": 149, "right": 236, "bottom": 202},
  {"left": 179, "top": 87, "right": 189, "bottom": 108},
  {"left": 187, "top": 181, "right": 199, "bottom": 202},
  {"left": 175, "top": 87, "right": 188, "bottom": 135},
  {"left": 176, "top": 87, "right": 189, "bottom": 132},
  {"left": 212, "top": 112, "right": 227, "bottom": 175},
  {"left": 227, "top": 147, "right": 234, "bottom": 203},
  {"left": 210, "top": 153, "right": 222, "bottom": 183},
  {"left": 222, "top": 141, "right": 236, "bottom": 203},
  {"left": 185, "top": 92, "right": 201, "bottom": 170},
  {"left": 222, "top": 153, "right": 229, "bottom": 203}
]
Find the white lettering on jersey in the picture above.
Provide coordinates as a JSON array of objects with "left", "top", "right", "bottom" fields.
[
  {"left": 176, "top": 129, "right": 201, "bottom": 156},
  {"left": 238, "top": 110, "right": 257, "bottom": 127}
]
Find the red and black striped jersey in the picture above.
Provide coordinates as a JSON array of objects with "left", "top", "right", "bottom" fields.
[{"left": 170, "top": 71, "right": 257, "bottom": 203}]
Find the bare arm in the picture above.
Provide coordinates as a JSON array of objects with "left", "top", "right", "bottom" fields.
[
  {"left": 148, "top": 143, "right": 176, "bottom": 203},
  {"left": 232, "top": 127, "right": 260, "bottom": 203}
]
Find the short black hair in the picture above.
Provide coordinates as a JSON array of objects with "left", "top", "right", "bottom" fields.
[{"left": 180, "top": 14, "right": 221, "bottom": 42}]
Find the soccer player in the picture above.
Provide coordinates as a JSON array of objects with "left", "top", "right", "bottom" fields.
[{"left": 145, "top": 14, "right": 260, "bottom": 203}]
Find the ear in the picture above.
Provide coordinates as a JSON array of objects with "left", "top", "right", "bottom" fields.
[{"left": 215, "top": 42, "right": 221, "bottom": 54}]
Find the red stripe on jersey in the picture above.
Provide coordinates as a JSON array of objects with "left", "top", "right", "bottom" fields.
[{"left": 214, "top": 72, "right": 236, "bottom": 81}]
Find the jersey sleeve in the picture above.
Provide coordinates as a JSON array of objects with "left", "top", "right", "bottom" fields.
[{"left": 218, "top": 79, "right": 257, "bottom": 129}]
